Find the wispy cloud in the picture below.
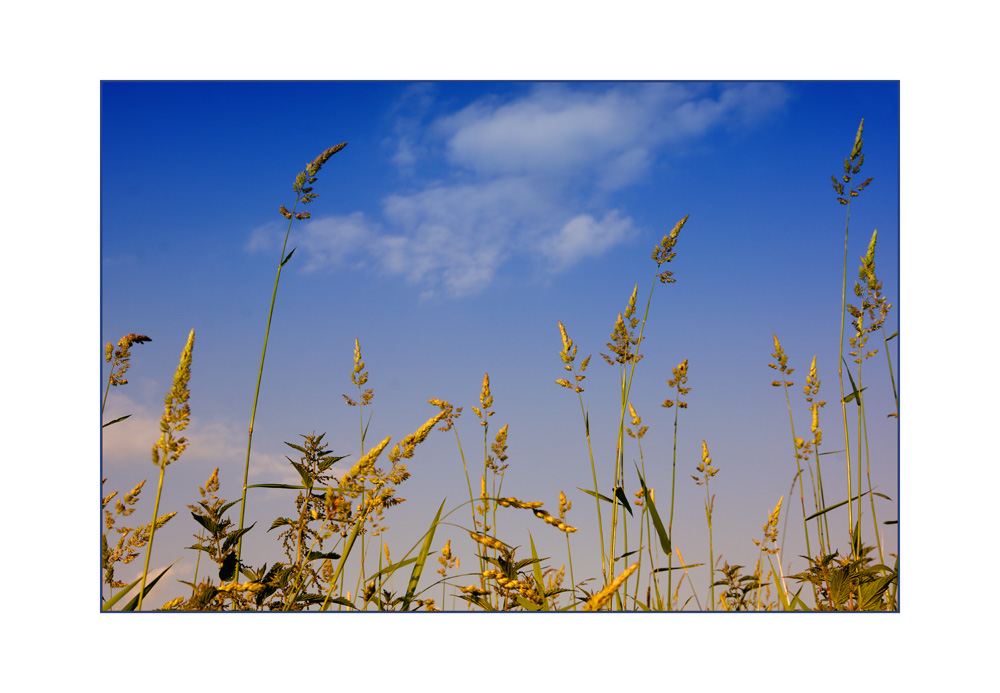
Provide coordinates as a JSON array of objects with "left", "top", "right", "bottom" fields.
[
  {"left": 248, "top": 82, "right": 789, "bottom": 297},
  {"left": 102, "top": 393, "right": 288, "bottom": 482}
]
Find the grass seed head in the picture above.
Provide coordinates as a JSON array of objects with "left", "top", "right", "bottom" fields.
[
  {"left": 151, "top": 330, "right": 194, "bottom": 468},
  {"left": 583, "top": 562, "right": 640, "bottom": 610}
]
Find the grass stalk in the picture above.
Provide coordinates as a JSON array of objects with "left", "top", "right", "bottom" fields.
[
  {"left": 235, "top": 144, "right": 346, "bottom": 576},
  {"left": 137, "top": 329, "right": 194, "bottom": 610}
]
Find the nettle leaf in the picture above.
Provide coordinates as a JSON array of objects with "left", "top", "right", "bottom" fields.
[
  {"left": 269, "top": 517, "right": 295, "bottom": 532},
  {"left": 219, "top": 551, "right": 239, "bottom": 582},
  {"left": 291, "top": 462, "right": 313, "bottom": 490},
  {"left": 191, "top": 512, "right": 219, "bottom": 535},
  {"left": 222, "top": 523, "right": 256, "bottom": 553},
  {"left": 319, "top": 454, "right": 349, "bottom": 473}
]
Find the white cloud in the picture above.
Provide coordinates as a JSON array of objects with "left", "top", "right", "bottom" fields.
[
  {"left": 538, "top": 210, "right": 635, "bottom": 270},
  {"left": 247, "top": 82, "right": 789, "bottom": 297},
  {"left": 102, "top": 393, "right": 289, "bottom": 483}
]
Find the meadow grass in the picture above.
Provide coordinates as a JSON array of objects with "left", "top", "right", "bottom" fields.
[{"left": 101, "top": 120, "right": 898, "bottom": 611}]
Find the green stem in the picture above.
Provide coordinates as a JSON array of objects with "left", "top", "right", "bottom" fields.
[
  {"left": 137, "top": 462, "right": 167, "bottom": 611},
  {"left": 235, "top": 197, "right": 301, "bottom": 577}
]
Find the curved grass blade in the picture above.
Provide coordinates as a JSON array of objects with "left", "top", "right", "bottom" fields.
[
  {"left": 842, "top": 357, "right": 865, "bottom": 405},
  {"left": 614, "top": 486, "right": 634, "bottom": 517},
  {"left": 805, "top": 491, "right": 891, "bottom": 521},
  {"left": 400, "top": 498, "right": 446, "bottom": 611},
  {"left": 528, "top": 531, "right": 550, "bottom": 611},
  {"left": 102, "top": 414, "right": 131, "bottom": 428},
  {"left": 116, "top": 560, "right": 180, "bottom": 611},
  {"left": 320, "top": 512, "right": 367, "bottom": 611},
  {"left": 636, "top": 464, "right": 671, "bottom": 556},
  {"left": 578, "top": 487, "right": 613, "bottom": 503}
]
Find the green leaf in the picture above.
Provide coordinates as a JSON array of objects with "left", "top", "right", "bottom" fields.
[
  {"left": 219, "top": 551, "right": 239, "bottom": 581},
  {"left": 654, "top": 564, "right": 703, "bottom": 573},
  {"left": 116, "top": 561, "right": 179, "bottom": 611},
  {"left": 321, "top": 514, "right": 366, "bottom": 610},
  {"left": 514, "top": 595, "right": 541, "bottom": 611},
  {"left": 291, "top": 461, "right": 313, "bottom": 491},
  {"left": 365, "top": 555, "right": 419, "bottom": 582},
  {"left": 281, "top": 247, "right": 296, "bottom": 267},
  {"left": 246, "top": 483, "right": 310, "bottom": 490},
  {"left": 635, "top": 464, "right": 671, "bottom": 556},
  {"left": 886, "top": 331, "right": 899, "bottom": 341},
  {"left": 268, "top": 517, "right": 294, "bottom": 532},
  {"left": 318, "top": 454, "right": 348, "bottom": 474},
  {"left": 528, "top": 532, "right": 550, "bottom": 611},
  {"left": 102, "top": 414, "right": 131, "bottom": 428},
  {"left": 222, "top": 523, "right": 256, "bottom": 553},
  {"left": 190, "top": 512, "right": 219, "bottom": 535},
  {"left": 306, "top": 550, "right": 341, "bottom": 562},
  {"left": 843, "top": 387, "right": 868, "bottom": 404},
  {"left": 400, "top": 498, "right": 446, "bottom": 611},
  {"left": 577, "top": 487, "right": 613, "bottom": 503},
  {"left": 804, "top": 490, "right": 890, "bottom": 521},
  {"left": 614, "top": 486, "right": 634, "bottom": 517},
  {"left": 219, "top": 499, "right": 242, "bottom": 516},
  {"left": 842, "top": 358, "right": 864, "bottom": 406},
  {"left": 362, "top": 410, "right": 373, "bottom": 446}
]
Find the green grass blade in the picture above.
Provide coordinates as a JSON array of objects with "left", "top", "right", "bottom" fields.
[
  {"left": 842, "top": 357, "right": 864, "bottom": 406},
  {"left": 364, "top": 555, "right": 419, "bottom": 582},
  {"left": 614, "top": 486, "right": 634, "bottom": 517},
  {"left": 636, "top": 464, "right": 671, "bottom": 555},
  {"left": 400, "top": 498, "right": 446, "bottom": 611},
  {"left": 102, "top": 414, "right": 131, "bottom": 428},
  {"left": 116, "top": 560, "right": 179, "bottom": 611},
  {"left": 528, "top": 531, "right": 550, "bottom": 611},
  {"left": 320, "top": 513, "right": 366, "bottom": 611},
  {"left": 805, "top": 490, "right": 890, "bottom": 521},
  {"left": 577, "top": 487, "right": 613, "bottom": 503}
]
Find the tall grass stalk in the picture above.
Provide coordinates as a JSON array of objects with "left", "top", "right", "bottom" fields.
[
  {"left": 693, "top": 440, "right": 718, "bottom": 609},
  {"left": 137, "top": 329, "right": 194, "bottom": 610},
  {"left": 768, "top": 334, "right": 814, "bottom": 565},
  {"left": 601, "top": 215, "right": 686, "bottom": 602},
  {"left": 848, "top": 228, "right": 892, "bottom": 563},
  {"left": 555, "top": 321, "right": 605, "bottom": 580},
  {"left": 661, "top": 358, "right": 690, "bottom": 609},
  {"left": 235, "top": 143, "right": 347, "bottom": 576},
  {"left": 832, "top": 120, "right": 872, "bottom": 537}
]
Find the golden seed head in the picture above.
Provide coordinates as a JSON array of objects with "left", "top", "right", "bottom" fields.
[
  {"left": 558, "top": 321, "right": 571, "bottom": 352},
  {"left": 341, "top": 435, "right": 391, "bottom": 486},
  {"left": 151, "top": 330, "right": 194, "bottom": 468},
  {"left": 480, "top": 373, "right": 492, "bottom": 409},
  {"left": 583, "top": 563, "right": 640, "bottom": 611}
]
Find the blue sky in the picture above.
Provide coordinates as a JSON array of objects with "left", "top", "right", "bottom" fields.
[{"left": 100, "top": 80, "right": 900, "bottom": 608}]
